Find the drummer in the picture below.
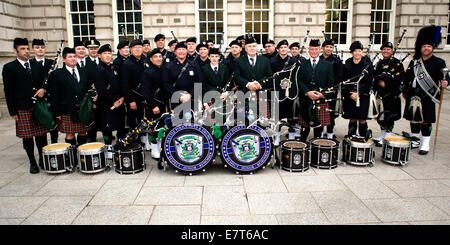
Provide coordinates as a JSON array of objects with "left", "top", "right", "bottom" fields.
[
  {"left": 92, "top": 44, "right": 126, "bottom": 159},
  {"left": 296, "top": 39, "right": 334, "bottom": 142}
]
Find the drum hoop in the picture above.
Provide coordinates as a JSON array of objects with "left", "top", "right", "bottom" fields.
[
  {"left": 384, "top": 140, "right": 411, "bottom": 148},
  {"left": 78, "top": 146, "right": 106, "bottom": 155},
  {"left": 310, "top": 138, "right": 339, "bottom": 149},
  {"left": 281, "top": 140, "right": 308, "bottom": 150},
  {"left": 43, "top": 146, "right": 71, "bottom": 155},
  {"left": 221, "top": 125, "right": 271, "bottom": 172},
  {"left": 164, "top": 123, "right": 215, "bottom": 172},
  {"left": 346, "top": 138, "right": 374, "bottom": 148}
]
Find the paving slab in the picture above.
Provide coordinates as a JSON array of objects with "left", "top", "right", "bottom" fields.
[
  {"left": 201, "top": 215, "right": 278, "bottom": 225},
  {"left": 73, "top": 205, "right": 154, "bottom": 225},
  {"left": 89, "top": 179, "right": 145, "bottom": 206},
  {"left": 135, "top": 186, "right": 203, "bottom": 205},
  {"left": 247, "top": 192, "right": 321, "bottom": 215},
  {"left": 149, "top": 206, "right": 201, "bottom": 225},
  {"left": 0, "top": 196, "right": 49, "bottom": 218},
  {"left": 383, "top": 179, "right": 450, "bottom": 198},
  {"left": 202, "top": 186, "right": 249, "bottom": 216},
  {"left": 34, "top": 179, "right": 107, "bottom": 196},
  {"left": 337, "top": 174, "right": 399, "bottom": 199}
]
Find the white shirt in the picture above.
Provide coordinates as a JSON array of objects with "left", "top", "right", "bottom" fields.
[
  {"left": 210, "top": 64, "right": 219, "bottom": 72},
  {"left": 66, "top": 65, "right": 80, "bottom": 82},
  {"left": 17, "top": 58, "right": 30, "bottom": 70},
  {"left": 310, "top": 57, "right": 319, "bottom": 68},
  {"left": 89, "top": 56, "right": 99, "bottom": 65},
  {"left": 248, "top": 55, "right": 257, "bottom": 66},
  {"left": 77, "top": 57, "right": 87, "bottom": 67},
  {"left": 34, "top": 57, "right": 45, "bottom": 66}
]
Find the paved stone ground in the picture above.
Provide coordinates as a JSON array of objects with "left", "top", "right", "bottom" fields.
[{"left": 1, "top": 97, "right": 450, "bottom": 225}]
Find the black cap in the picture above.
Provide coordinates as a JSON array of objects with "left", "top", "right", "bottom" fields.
[
  {"left": 380, "top": 42, "right": 394, "bottom": 50},
  {"left": 86, "top": 39, "right": 100, "bottom": 48},
  {"left": 196, "top": 42, "right": 208, "bottom": 52},
  {"left": 62, "top": 47, "right": 75, "bottom": 58},
  {"left": 148, "top": 48, "right": 162, "bottom": 58},
  {"left": 97, "top": 44, "right": 112, "bottom": 54},
  {"left": 154, "top": 34, "right": 165, "bottom": 42},
  {"left": 186, "top": 37, "right": 197, "bottom": 43},
  {"left": 309, "top": 39, "right": 320, "bottom": 47},
  {"left": 208, "top": 48, "right": 220, "bottom": 55},
  {"left": 129, "top": 39, "right": 143, "bottom": 48},
  {"left": 349, "top": 41, "right": 364, "bottom": 52},
  {"left": 206, "top": 39, "right": 214, "bottom": 44},
  {"left": 289, "top": 42, "right": 300, "bottom": 49},
  {"left": 13, "top": 38, "right": 28, "bottom": 49},
  {"left": 322, "top": 39, "right": 335, "bottom": 47},
  {"left": 245, "top": 36, "right": 257, "bottom": 45},
  {"left": 142, "top": 39, "right": 150, "bottom": 45},
  {"left": 117, "top": 40, "right": 129, "bottom": 50},
  {"left": 168, "top": 39, "right": 178, "bottom": 47},
  {"left": 229, "top": 40, "right": 241, "bottom": 47},
  {"left": 276, "top": 40, "right": 289, "bottom": 49},
  {"left": 74, "top": 40, "right": 86, "bottom": 48},
  {"left": 236, "top": 35, "right": 245, "bottom": 41},
  {"left": 175, "top": 41, "right": 187, "bottom": 50},
  {"left": 263, "top": 39, "right": 275, "bottom": 47},
  {"left": 32, "top": 38, "right": 45, "bottom": 46}
]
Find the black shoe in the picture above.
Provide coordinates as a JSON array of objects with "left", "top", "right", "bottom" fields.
[
  {"left": 419, "top": 150, "right": 429, "bottom": 155},
  {"left": 157, "top": 160, "right": 163, "bottom": 170},
  {"left": 29, "top": 162, "right": 39, "bottom": 174}
]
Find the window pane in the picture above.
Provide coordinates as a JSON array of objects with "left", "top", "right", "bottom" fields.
[
  {"left": 207, "top": 0, "right": 214, "bottom": 8},
  {"left": 216, "top": 22, "right": 223, "bottom": 33},
  {"left": 207, "top": 11, "right": 214, "bottom": 21},
  {"left": 216, "top": 0, "right": 223, "bottom": 9},
  {"left": 133, "top": 0, "right": 141, "bottom": 10},
  {"left": 245, "top": 22, "right": 252, "bottom": 33},
  {"left": 199, "top": 11, "right": 206, "bottom": 21},
  {"left": 79, "top": 0, "right": 86, "bottom": 11},
  {"left": 72, "top": 14, "right": 79, "bottom": 24},
  {"left": 118, "top": 13, "right": 125, "bottom": 22},
  {"left": 261, "top": 11, "right": 269, "bottom": 21},
  {"left": 73, "top": 25, "right": 80, "bottom": 36},
  {"left": 81, "top": 25, "right": 88, "bottom": 35},
  {"left": 80, "top": 14, "right": 87, "bottom": 24},
  {"left": 245, "top": 11, "right": 252, "bottom": 21},
  {"left": 246, "top": 0, "right": 252, "bottom": 9},
  {"left": 254, "top": 11, "right": 261, "bottom": 21},
  {"left": 88, "top": 13, "right": 95, "bottom": 24},
  {"left": 135, "top": 24, "right": 142, "bottom": 35},
  {"left": 117, "top": 0, "right": 124, "bottom": 10},
  {"left": 134, "top": 12, "right": 142, "bottom": 23},
  {"left": 216, "top": 10, "right": 223, "bottom": 21},
  {"left": 199, "top": 0, "right": 206, "bottom": 9},
  {"left": 125, "top": 0, "right": 132, "bottom": 10},
  {"left": 262, "top": 22, "right": 268, "bottom": 32},
  {"left": 87, "top": 0, "right": 94, "bottom": 11},
  {"left": 70, "top": 1, "right": 78, "bottom": 12},
  {"left": 200, "top": 23, "right": 207, "bottom": 32},
  {"left": 89, "top": 25, "right": 95, "bottom": 36},
  {"left": 254, "top": 22, "right": 261, "bottom": 32},
  {"left": 254, "top": 0, "right": 261, "bottom": 9},
  {"left": 339, "top": 34, "right": 346, "bottom": 44},
  {"left": 126, "top": 12, "right": 133, "bottom": 22},
  {"left": 262, "top": 0, "right": 269, "bottom": 9}
]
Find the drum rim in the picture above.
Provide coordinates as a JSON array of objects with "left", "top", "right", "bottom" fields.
[
  {"left": 383, "top": 139, "right": 411, "bottom": 147},
  {"left": 309, "top": 138, "right": 340, "bottom": 148},
  {"left": 113, "top": 144, "right": 143, "bottom": 154},
  {"left": 220, "top": 124, "right": 272, "bottom": 173},
  {"left": 344, "top": 138, "right": 374, "bottom": 148},
  {"left": 281, "top": 140, "right": 308, "bottom": 150},
  {"left": 163, "top": 123, "right": 215, "bottom": 173}
]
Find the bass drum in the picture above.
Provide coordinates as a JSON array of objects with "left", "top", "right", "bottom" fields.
[
  {"left": 220, "top": 125, "right": 272, "bottom": 174},
  {"left": 162, "top": 123, "right": 216, "bottom": 174}
]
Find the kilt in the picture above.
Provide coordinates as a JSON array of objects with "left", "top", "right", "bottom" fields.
[
  {"left": 16, "top": 109, "right": 49, "bottom": 139},
  {"left": 58, "top": 114, "right": 90, "bottom": 134},
  {"left": 298, "top": 102, "right": 331, "bottom": 127}
]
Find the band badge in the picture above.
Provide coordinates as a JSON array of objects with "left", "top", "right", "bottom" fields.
[
  {"left": 175, "top": 134, "right": 203, "bottom": 162},
  {"left": 189, "top": 70, "right": 194, "bottom": 76},
  {"left": 280, "top": 78, "right": 291, "bottom": 90},
  {"left": 232, "top": 135, "right": 259, "bottom": 162}
]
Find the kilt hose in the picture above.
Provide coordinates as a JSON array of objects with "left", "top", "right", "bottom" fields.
[
  {"left": 16, "top": 109, "right": 49, "bottom": 139},
  {"left": 58, "top": 114, "right": 90, "bottom": 134},
  {"left": 297, "top": 102, "right": 331, "bottom": 127}
]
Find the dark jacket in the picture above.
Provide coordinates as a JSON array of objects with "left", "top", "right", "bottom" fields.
[
  {"left": 297, "top": 58, "right": 334, "bottom": 97},
  {"left": 233, "top": 54, "right": 273, "bottom": 93},
  {"left": 2, "top": 59, "right": 45, "bottom": 116},
  {"left": 120, "top": 55, "right": 149, "bottom": 104},
  {"left": 162, "top": 58, "right": 204, "bottom": 96},
  {"left": 201, "top": 63, "right": 230, "bottom": 93},
  {"left": 142, "top": 62, "right": 166, "bottom": 109}
]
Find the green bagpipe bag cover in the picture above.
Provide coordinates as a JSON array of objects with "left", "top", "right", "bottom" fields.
[
  {"left": 79, "top": 89, "right": 96, "bottom": 126},
  {"left": 33, "top": 98, "right": 55, "bottom": 129}
]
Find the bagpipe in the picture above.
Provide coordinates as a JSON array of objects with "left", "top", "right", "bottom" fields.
[{"left": 31, "top": 39, "right": 65, "bottom": 130}]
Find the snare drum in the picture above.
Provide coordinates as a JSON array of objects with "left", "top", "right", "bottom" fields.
[
  {"left": 162, "top": 123, "right": 216, "bottom": 175},
  {"left": 382, "top": 136, "right": 411, "bottom": 166},
  {"left": 114, "top": 143, "right": 145, "bottom": 174},
  {"left": 310, "top": 138, "right": 340, "bottom": 169},
  {"left": 342, "top": 138, "right": 375, "bottom": 166},
  {"left": 77, "top": 142, "right": 107, "bottom": 173},
  {"left": 280, "top": 140, "right": 310, "bottom": 172},
  {"left": 41, "top": 143, "right": 75, "bottom": 173}
]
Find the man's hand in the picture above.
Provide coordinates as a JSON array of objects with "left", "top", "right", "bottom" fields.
[
  {"left": 129, "top": 101, "right": 137, "bottom": 110},
  {"left": 152, "top": 106, "right": 160, "bottom": 114},
  {"left": 12, "top": 115, "right": 18, "bottom": 121},
  {"left": 306, "top": 91, "right": 318, "bottom": 100},
  {"left": 441, "top": 80, "right": 448, "bottom": 89},
  {"left": 92, "top": 94, "right": 98, "bottom": 102},
  {"left": 350, "top": 92, "right": 359, "bottom": 101},
  {"left": 379, "top": 80, "right": 386, "bottom": 88},
  {"left": 33, "top": 88, "right": 45, "bottom": 98},
  {"left": 56, "top": 116, "right": 61, "bottom": 120}
]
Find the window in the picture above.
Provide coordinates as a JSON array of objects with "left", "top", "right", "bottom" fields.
[
  {"left": 198, "top": 0, "right": 226, "bottom": 44},
  {"left": 324, "top": 0, "right": 351, "bottom": 45},
  {"left": 68, "top": 0, "right": 96, "bottom": 44},
  {"left": 244, "top": 0, "right": 271, "bottom": 44},
  {"left": 370, "top": 0, "right": 395, "bottom": 45},
  {"left": 116, "top": 0, "right": 143, "bottom": 42}
]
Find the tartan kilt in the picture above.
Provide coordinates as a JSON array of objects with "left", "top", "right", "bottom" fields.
[
  {"left": 58, "top": 114, "right": 90, "bottom": 134},
  {"left": 298, "top": 102, "right": 331, "bottom": 127},
  {"left": 16, "top": 109, "right": 49, "bottom": 138}
]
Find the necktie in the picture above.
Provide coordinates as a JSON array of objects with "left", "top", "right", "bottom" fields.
[
  {"left": 24, "top": 62, "right": 31, "bottom": 74},
  {"left": 312, "top": 59, "right": 317, "bottom": 69},
  {"left": 214, "top": 66, "right": 218, "bottom": 74},
  {"left": 80, "top": 60, "right": 84, "bottom": 68},
  {"left": 38, "top": 60, "right": 43, "bottom": 66},
  {"left": 72, "top": 68, "right": 78, "bottom": 81},
  {"left": 250, "top": 58, "right": 255, "bottom": 67}
]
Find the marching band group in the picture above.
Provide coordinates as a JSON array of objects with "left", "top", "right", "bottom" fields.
[{"left": 2, "top": 25, "right": 449, "bottom": 174}]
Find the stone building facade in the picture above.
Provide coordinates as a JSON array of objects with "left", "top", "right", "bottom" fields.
[{"left": 0, "top": 0, "right": 449, "bottom": 109}]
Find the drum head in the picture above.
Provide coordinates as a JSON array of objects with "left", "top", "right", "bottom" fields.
[
  {"left": 311, "top": 139, "right": 337, "bottom": 147},
  {"left": 282, "top": 141, "right": 307, "bottom": 149},
  {"left": 163, "top": 124, "right": 216, "bottom": 174},
  {"left": 43, "top": 143, "right": 71, "bottom": 151},
  {"left": 384, "top": 136, "right": 410, "bottom": 143},
  {"left": 78, "top": 142, "right": 105, "bottom": 150},
  {"left": 220, "top": 125, "right": 272, "bottom": 174}
]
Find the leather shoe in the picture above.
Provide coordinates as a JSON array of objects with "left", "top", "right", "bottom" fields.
[
  {"left": 29, "top": 163, "right": 39, "bottom": 174},
  {"left": 157, "top": 160, "right": 163, "bottom": 170},
  {"left": 418, "top": 150, "right": 429, "bottom": 155}
]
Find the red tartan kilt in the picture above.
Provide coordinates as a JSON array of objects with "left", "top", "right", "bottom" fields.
[
  {"left": 58, "top": 114, "right": 90, "bottom": 134},
  {"left": 16, "top": 109, "right": 49, "bottom": 138},
  {"left": 298, "top": 102, "right": 331, "bottom": 127}
]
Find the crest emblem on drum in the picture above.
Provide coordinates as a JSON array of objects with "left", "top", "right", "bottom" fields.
[
  {"left": 357, "top": 150, "right": 364, "bottom": 161},
  {"left": 321, "top": 152, "right": 329, "bottom": 163},
  {"left": 50, "top": 158, "right": 57, "bottom": 168},
  {"left": 293, "top": 154, "right": 301, "bottom": 165},
  {"left": 233, "top": 135, "right": 259, "bottom": 162},
  {"left": 280, "top": 78, "right": 291, "bottom": 90},
  {"left": 93, "top": 156, "right": 100, "bottom": 168},
  {"left": 123, "top": 157, "right": 131, "bottom": 168},
  {"left": 386, "top": 148, "right": 392, "bottom": 159},
  {"left": 175, "top": 134, "right": 203, "bottom": 162}
]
